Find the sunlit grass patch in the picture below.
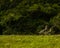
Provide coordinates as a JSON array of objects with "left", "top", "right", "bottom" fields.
[{"left": 0, "top": 35, "right": 60, "bottom": 48}]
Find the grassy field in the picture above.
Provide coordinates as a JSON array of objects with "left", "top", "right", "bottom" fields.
[{"left": 0, "top": 35, "right": 60, "bottom": 48}]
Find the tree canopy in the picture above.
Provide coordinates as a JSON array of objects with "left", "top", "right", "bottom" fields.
[{"left": 0, "top": 0, "right": 60, "bottom": 35}]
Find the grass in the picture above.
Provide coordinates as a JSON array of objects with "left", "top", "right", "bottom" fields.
[{"left": 0, "top": 35, "right": 60, "bottom": 48}]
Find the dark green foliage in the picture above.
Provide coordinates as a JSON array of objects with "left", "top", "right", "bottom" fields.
[{"left": 0, "top": 0, "right": 60, "bottom": 35}]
